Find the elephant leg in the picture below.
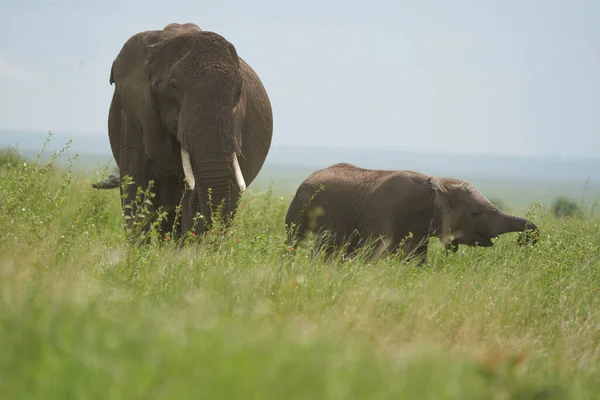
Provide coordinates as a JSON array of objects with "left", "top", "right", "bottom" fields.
[
  {"left": 109, "top": 91, "right": 148, "bottom": 240},
  {"left": 119, "top": 173, "right": 154, "bottom": 243},
  {"left": 115, "top": 113, "right": 159, "bottom": 242},
  {"left": 407, "top": 237, "right": 429, "bottom": 267},
  {"left": 151, "top": 174, "right": 185, "bottom": 240},
  {"left": 394, "top": 235, "right": 429, "bottom": 267},
  {"left": 120, "top": 172, "right": 185, "bottom": 244},
  {"left": 287, "top": 221, "right": 307, "bottom": 251},
  {"left": 370, "top": 235, "right": 393, "bottom": 262},
  {"left": 180, "top": 188, "right": 201, "bottom": 237}
]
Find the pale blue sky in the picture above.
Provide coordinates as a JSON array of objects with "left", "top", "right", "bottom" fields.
[{"left": 1, "top": 0, "right": 598, "bottom": 158}]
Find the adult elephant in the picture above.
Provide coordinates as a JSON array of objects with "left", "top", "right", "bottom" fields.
[
  {"left": 103, "top": 22, "right": 273, "bottom": 239},
  {"left": 285, "top": 163, "right": 539, "bottom": 266}
]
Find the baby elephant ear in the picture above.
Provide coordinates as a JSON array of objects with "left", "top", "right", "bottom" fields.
[
  {"left": 427, "top": 176, "right": 437, "bottom": 190},
  {"left": 426, "top": 175, "right": 443, "bottom": 192}
]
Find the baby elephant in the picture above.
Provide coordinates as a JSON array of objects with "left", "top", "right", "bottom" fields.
[{"left": 285, "top": 163, "right": 539, "bottom": 265}]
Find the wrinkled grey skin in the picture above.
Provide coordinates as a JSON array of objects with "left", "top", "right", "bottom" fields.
[
  {"left": 101, "top": 22, "right": 273, "bottom": 239},
  {"left": 285, "top": 163, "right": 539, "bottom": 265}
]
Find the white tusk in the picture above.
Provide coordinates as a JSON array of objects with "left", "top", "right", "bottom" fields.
[
  {"left": 181, "top": 148, "right": 195, "bottom": 190},
  {"left": 232, "top": 152, "right": 246, "bottom": 192}
]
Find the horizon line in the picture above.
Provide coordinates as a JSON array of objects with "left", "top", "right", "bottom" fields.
[{"left": 1, "top": 128, "right": 598, "bottom": 162}]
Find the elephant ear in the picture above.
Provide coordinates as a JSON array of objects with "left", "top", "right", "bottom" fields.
[
  {"left": 427, "top": 176, "right": 453, "bottom": 245},
  {"left": 232, "top": 82, "right": 247, "bottom": 156},
  {"left": 234, "top": 58, "right": 274, "bottom": 186},
  {"left": 111, "top": 31, "right": 174, "bottom": 168},
  {"left": 225, "top": 37, "right": 244, "bottom": 155},
  {"left": 226, "top": 40, "right": 245, "bottom": 167}
]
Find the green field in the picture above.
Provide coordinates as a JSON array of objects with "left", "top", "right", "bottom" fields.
[{"left": 1, "top": 145, "right": 599, "bottom": 399}]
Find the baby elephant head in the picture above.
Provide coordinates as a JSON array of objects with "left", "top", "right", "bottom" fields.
[{"left": 436, "top": 178, "right": 539, "bottom": 251}]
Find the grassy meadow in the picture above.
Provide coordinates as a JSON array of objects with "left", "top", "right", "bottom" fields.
[{"left": 1, "top": 141, "right": 599, "bottom": 399}]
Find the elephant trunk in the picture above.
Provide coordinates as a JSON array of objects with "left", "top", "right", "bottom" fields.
[
  {"left": 193, "top": 155, "right": 238, "bottom": 231},
  {"left": 179, "top": 97, "right": 245, "bottom": 234},
  {"left": 493, "top": 211, "right": 540, "bottom": 245}
]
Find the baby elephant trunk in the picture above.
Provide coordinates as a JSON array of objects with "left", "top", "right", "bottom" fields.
[{"left": 495, "top": 212, "right": 540, "bottom": 246}]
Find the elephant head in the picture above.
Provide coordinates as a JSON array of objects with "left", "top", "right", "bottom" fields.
[
  {"left": 432, "top": 178, "right": 539, "bottom": 251},
  {"left": 112, "top": 23, "right": 247, "bottom": 233}
]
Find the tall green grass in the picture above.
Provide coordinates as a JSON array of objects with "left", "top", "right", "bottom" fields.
[{"left": 0, "top": 141, "right": 598, "bottom": 399}]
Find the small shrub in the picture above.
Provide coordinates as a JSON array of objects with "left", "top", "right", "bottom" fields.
[
  {"left": 0, "top": 147, "right": 25, "bottom": 168},
  {"left": 551, "top": 196, "right": 581, "bottom": 218}
]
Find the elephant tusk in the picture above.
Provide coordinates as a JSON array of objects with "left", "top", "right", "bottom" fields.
[
  {"left": 232, "top": 152, "right": 246, "bottom": 192},
  {"left": 181, "top": 148, "right": 195, "bottom": 190}
]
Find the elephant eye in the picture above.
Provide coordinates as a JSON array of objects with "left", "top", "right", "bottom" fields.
[
  {"left": 471, "top": 211, "right": 481, "bottom": 217},
  {"left": 168, "top": 79, "right": 178, "bottom": 90}
]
